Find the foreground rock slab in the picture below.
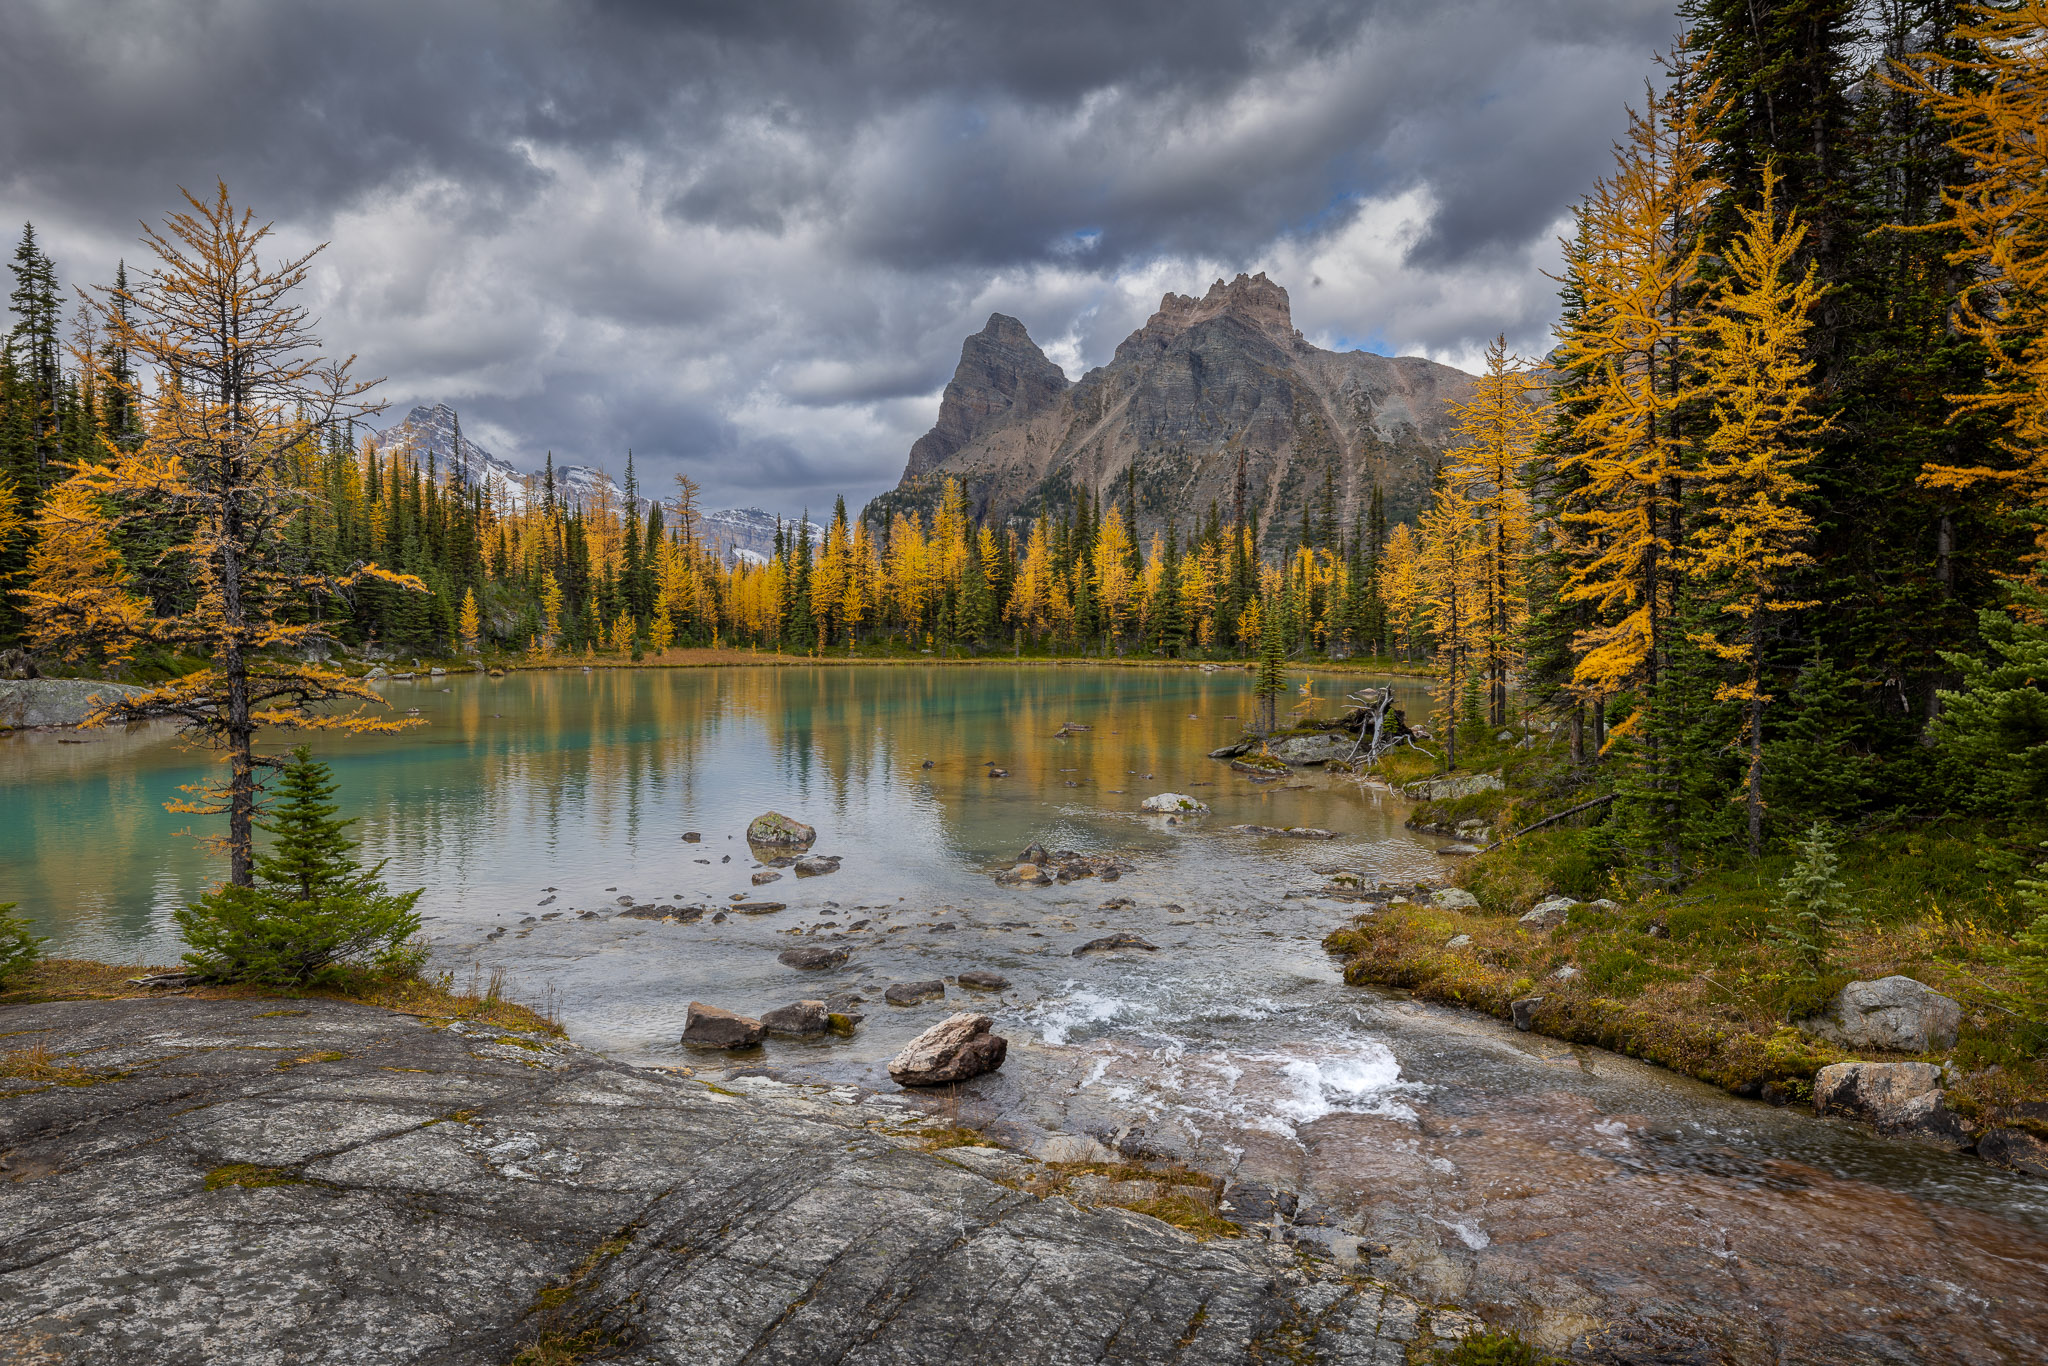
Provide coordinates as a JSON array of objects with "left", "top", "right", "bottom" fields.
[
  {"left": 887, "top": 1010, "right": 1009, "bottom": 1086},
  {"left": 0, "top": 999, "right": 1429, "bottom": 1365}
]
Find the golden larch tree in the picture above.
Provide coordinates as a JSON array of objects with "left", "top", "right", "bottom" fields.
[
  {"left": 14, "top": 477, "right": 152, "bottom": 665},
  {"left": 1686, "top": 168, "right": 1828, "bottom": 854},
  {"left": 1895, "top": 3, "right": 2048, "bottom": 568},
  {"left": 1445, "top": 336, "right": 1546, "bottom": 726},
  {"left": 458, "top": 587, "right": 482, "bottom": 656},
  {"left": 70, "top": 184, "right": 425, "bottom": 886}
]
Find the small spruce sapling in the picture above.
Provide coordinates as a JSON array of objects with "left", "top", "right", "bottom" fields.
[
  {"left": 1768, "top": 823, "right": 1861, "bottom": 1003},
  {"left": 1253, "top": 595, "right": 1286, "bottom": 734},
  {"left": 0, "top": 903, "right": 46, "bottom": 987},
  {"left": 175, "top": 748, "right": 424, "bottom": 985}
]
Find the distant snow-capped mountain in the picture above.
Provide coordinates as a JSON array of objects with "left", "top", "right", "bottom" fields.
[{"left": 366, "top": 404, "right": 819, "bottom": 564}]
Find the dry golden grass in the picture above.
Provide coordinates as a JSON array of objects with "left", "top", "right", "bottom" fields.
[{"left": 0, "top": 958, "right": 562, "bottom": 1036}]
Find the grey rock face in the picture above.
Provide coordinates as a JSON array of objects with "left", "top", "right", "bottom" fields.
[
  {"left": 1429, "top": 888, "right": 1480, "bottom": 912},
  {"left": 875, "top": 274, "right": 1476, "bottom": 555},
  {"left": 1510, "top": 997, "right": 1544, "bottom": 1031},
  {"left": 745, "top": 811, "right": 816, "bottom": 847},
  {"left": 1073, "top": 933, "right": 1159, "bottom": 956},
  {"left": 683, "top": 1002, "right": 764, "bottom": 1049},
  {"left": 1401, "top": 773, "right": 1504, "bottom": 802},
  {"left": 792, "top": 854, "right": 840, "bottom": 877},
  {"left": 1518, "top": 897, "right": 1574, "bottom": 931},
  {"left": 1140, "top": 792, "right": 1210, "bottom": 813},
  {"left": 1813, "top": 1061, "right": 1972, "bottom": 1146},
  {"left": 884, "top": 979, "right": 946, "bottom": 1005},
  {"left": 888, "top": 1012, "right": 1009, "bottom": 1086},
  {"left": 1978, "top": 1126, "right": 2048, "bottom": 1176},
  {"left": 0, "top": 678, "right": 147, "bottom": 729},
  {"left": 776, "top": 945, "right": 849, "bottom": 971},
  {"left": 760, "top": 1000, "right": 829, "bottom": 1037},
  {"left": 1804, "top": 976, "right": 1962, "bottom": 1053},
  {"left": 0, "top": 998, "right": 1425, "bottom": 1364},
  {"left": 1263, "top": 732, "right": 1354, "bottom": 766},
  {"left": 958, "top": 970, "right": 1011, "bottom": 991},
  {"left": 903, "top": 313, "right": 1071, "bottom": 479}
]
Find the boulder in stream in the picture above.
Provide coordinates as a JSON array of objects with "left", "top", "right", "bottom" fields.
[
  {"left": 682, "top": 1002, "right": 764, "bottom": 1049},
  {"left": 777, "top": 945, "right": 849, "bottom": 970},
  {"left": 1802, "top": 976, "right": 1961, "bottom": 1053},
  {"left": 760, "top": 1000, "right": 829, "bottom": 1037},
  {"left": 1073, "top": 932, "right": 1158, "bottom": 956},
  {"left": 794, "top": 854, "right": 841, "bottom": 877},
  {"left": 1140, "top": 792, "right": 1208, "bottom": 813},
  {"left": 958, "top": 969, "right": 1010, "bottom": 991},
  {"left": 887, "top": 1012, "right": 1009, "bottom": 1086},
  {"left": 884, "top": 980, "right": 946, "bottom": 1005},
  {"left": 746, "top": 811, "right": 816, "bottom": 848}
]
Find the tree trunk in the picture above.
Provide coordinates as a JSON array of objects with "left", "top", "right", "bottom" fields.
[{"left": 1570, "top": 703, "right": 1585, "bottom": 767}]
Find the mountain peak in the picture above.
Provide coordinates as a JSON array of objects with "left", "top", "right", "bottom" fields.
[
  {"left": 904, "top": 314, "right": 1070, "bottom": 479},
  {"left": 1142, "top": 271, "right": 1298, "bottom": 348}
]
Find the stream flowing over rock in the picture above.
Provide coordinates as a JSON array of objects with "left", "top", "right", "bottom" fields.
[
  {"left": 0, "top": 998, "right": 1439, "bottom": 1364},
  {"left": 1802, "top": 975, "right": 1962, "bottom": 1053}
]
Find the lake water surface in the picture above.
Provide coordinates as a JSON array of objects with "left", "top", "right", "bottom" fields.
[{"left": 5, "top": 663, "right": 2046, "bottom": 1363}]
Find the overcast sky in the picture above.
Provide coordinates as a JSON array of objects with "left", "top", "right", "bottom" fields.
[{"left": 3, "top": 0, "right": 1678, "bottom": 516}]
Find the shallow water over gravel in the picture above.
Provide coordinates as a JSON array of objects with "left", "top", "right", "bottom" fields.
[{"left": 5, "top": 663, "right": 2047, "bottom": 1362}]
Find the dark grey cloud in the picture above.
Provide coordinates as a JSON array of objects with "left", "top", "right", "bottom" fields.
[{"left": 3, "top": 0, "right": 1679, "bottom": 516}]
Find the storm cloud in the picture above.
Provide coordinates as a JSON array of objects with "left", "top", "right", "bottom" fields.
[{"left": 2, "top": 0, "right": 1679, "bottom": 514}]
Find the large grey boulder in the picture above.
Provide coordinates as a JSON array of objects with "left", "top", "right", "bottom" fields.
[
  {"left": 760, "top": 1000, "right": 828, "bottom": 1037},
  {"left": 1518, "top": 896, "right": 1574, "bottom": 931},
  {"left": 1813, "top": 1061, "right": 1971, "bottom": 1147},
  {"left": 887, "top": 1012, "right": 1009, "bottom": 1086},
  {"left": 746, "top": 811, "right": 816, "bottom": 848},
  {"left": 1430, "top": 888, "right": 1480, "bottom": 912},
  {"left": 1803, "top": 976, "right": 1961, "bottom": 1053},
  {"left": 1401, "top": 772, "right": 1503, "bottom": 802},
  {"left": 681, "top": 1002, "right": 765, "bottom": 1049},
  {"left": 776, "top": 945, "right": 849, "bottom": 970},
  {"left": 1263, "top": 732, "right": 1353, "bottom": 766},
  {"left": 0, "top": 677, "right": 147, "bottom": 729},
  {"left": 1140, "top": 792, "right": 1209, "bottom": 813}
]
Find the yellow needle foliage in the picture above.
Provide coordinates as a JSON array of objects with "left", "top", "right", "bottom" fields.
[
  {"left": 1687, "top": 168, "right": 1829, "bottom": 851},
  {"left": 1444, "top": 335, "right": 1546, "bottom": 725},
  {"left": 14, "top": 478, "right": 151, "bottom": 665},
  {"left": 1895, "top": 3, "right": 2048, "bottom": 564},
  {"left": 65, "top": 183, "right": 427, "bottom": 882},
  {"left": 1553, "top": 78, "right": 1721, "bottom": 719}
]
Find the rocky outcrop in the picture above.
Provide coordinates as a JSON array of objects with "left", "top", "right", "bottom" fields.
[
  {"left": 746, "top": 812, "right": 816, "bottom": 848},
  {"left": 868, "top": 273, "right": 1476, "bottom": 555},
  {"left": 1400, "top": 773, "right": 1503, "bottom": 802},
  {"left": 1264, "top": 732, "right": 1355, "bottom": 766},
  {"left": 682, "top": 1002, "right": 765, "bottom": 1048},
  {"left": 0, "top": 677, "right": 147, "bottom": 729},
  {"left": 776, "top": 945, "right": 849, "bottom": 970},
  {"left": 887, "top": 1012, "right": 1009, "bottom": 1086},
  {"left": 759, "top": 1000, "right": 829, "bottom": 1037},
  {"left": 0, "top": 997, "right": 1426, "bottom": 1364},
  {"left": 903, "top": 314, "right": 1071, "bottom": 479},
  {"left": 1812, "top": 1061, "right": 1973, "bottom": 1147},
  {"left": 1803, "top": 976, "right": 1962, "bottom": 1053},
  {"left": 1073, "top": 933, "right": 1159, "bottom": 955}
]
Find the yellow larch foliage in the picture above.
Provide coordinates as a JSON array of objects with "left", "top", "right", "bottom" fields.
[
  {"left": 1895, "top": 3, "right": 2048, "bottom": 567},
  {"left": 1553, "top": 77, "right": 1720, "bottom": 716},
  {"left": 1687, "top": 167, "right": 1829, "bottom": 852},
  {"left": 1093, "top": 503, "right": 1136, "bottom": 641},
  {"left": 457, "top": 587, "right": 481, "bottom": 655},
  {"left": 1445, "top": 336, "right": 1546, "bottom": 725},
  {"left": 14, "top": 478, "right": 152, "bottom": 665}
]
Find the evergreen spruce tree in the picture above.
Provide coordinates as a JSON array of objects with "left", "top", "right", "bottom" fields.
[{"left": 175, "top": 748, "right": 423, "bottom": 985}]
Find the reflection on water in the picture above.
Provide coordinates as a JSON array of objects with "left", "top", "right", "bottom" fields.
[{"left": 3, "top": 663, "right": 2045, "bottom": 1362}]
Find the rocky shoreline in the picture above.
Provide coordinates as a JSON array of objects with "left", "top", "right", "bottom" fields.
[{"left": 0, "top": 996, "right": 1477, "bottom": 1365}]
